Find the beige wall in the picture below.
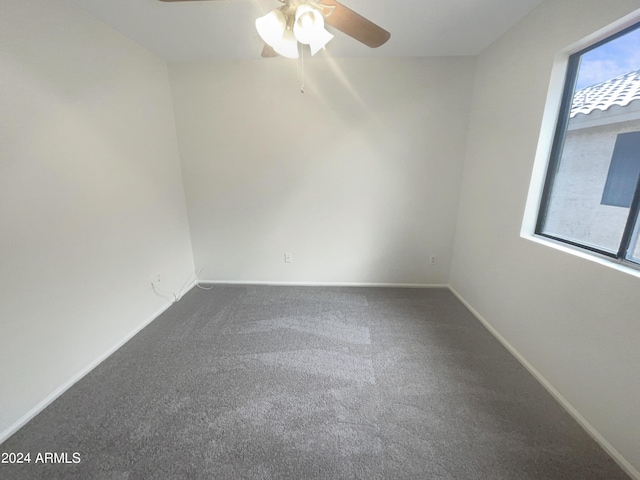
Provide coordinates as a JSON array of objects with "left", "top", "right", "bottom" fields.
[
  {"left": 450, "top": 0, "right": 640, "bottom": 476},
  {"left": 170, "top": 57, "right": 475, "bottom": 285},
  {"left": 0, "top": 0, "right": 194, "bottom": 439}
]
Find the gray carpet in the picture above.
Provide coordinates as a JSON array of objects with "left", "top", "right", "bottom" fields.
[{"left": 1, "top": 285, "right": 630, "bottom": 479}]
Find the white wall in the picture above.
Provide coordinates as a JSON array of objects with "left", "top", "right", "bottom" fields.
[
  {"left": 450, "top": 0, "right": 640, "bottom": 476},
  {"left": 6, "top": 0, "right": 637, "bottom": 473},
  {"left": 170, "top": 57, "right": 475, "bottom": 285},
  {"left": 0, "top": 0, "right": 194, "bottom": 439}
]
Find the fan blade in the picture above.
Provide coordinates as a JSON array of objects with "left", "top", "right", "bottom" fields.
[
  {"left": 320, "top": 0, "right": 390, "bottom": 48},
  {"left": 261, "top": 44, "right": 279, "bottom": 58},
  {"left": 158, "top": 0, "right": 223, "bottom": 2}
]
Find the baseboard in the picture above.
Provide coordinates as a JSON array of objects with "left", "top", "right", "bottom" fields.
[
  {"left": 0, "top": 286, "right": 193, "bottom": 445},
  {"left": 448, "top": 286, "right": 640, "bottom": 480},
  {"left": 199, "top": 280, "right": 449, "bottom": 289}
]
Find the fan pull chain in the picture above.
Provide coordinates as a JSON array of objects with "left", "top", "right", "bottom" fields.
[{"left": 299, "top": 43, "right": 305, "bottom": 94}]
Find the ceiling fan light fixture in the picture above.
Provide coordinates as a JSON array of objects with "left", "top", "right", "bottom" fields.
[
  {"left": 272, "top": 29, "right": 299, "bottom": 59},
  {"left": 309, "top": 28, "right": 333, "bottom": 55},
  {"left": 293, "top": 4, "right": 333, "bottom": 55},
  {"left": 255, "top": 9, "right": 287, "bottom": 47},
  {"left": 292, "top": 5, "right": 323, "bottom": 44}
]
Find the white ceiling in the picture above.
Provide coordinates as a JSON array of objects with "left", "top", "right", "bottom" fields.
[{"left": 71, "top": 0, "right": 544, "bottom": 61}]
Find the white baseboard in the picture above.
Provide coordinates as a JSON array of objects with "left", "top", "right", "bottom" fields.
[
  {"left": 448, "top": 286, "right": 640, "bottom": 480},
  {"left": 0, "top": 286, "right": 193, "bottom": 445},
  {"left": 198, "top": 280, "right": 449, "bottom": 289}
]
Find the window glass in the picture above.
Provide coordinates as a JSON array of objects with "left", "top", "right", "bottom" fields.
[
  {"left": 628, "top": 216, "right": 640, "bottom": 263},
  {"left": 601, "top": 132, "right": 640, "bottom": 208},
  {"left": 537, "top": 23, "right": 640, "bottom": 263}
]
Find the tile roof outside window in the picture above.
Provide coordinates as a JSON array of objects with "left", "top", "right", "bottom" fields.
[{"left": 571, "top": 69, "right": 640, "bottom": 118}]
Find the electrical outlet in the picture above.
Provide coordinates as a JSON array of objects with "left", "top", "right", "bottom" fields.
[
  {"left": 429, "top": 255, "right": 437, "bottom": 265},
  {"left": 285, "top": 253, "right": 292, "bottom": 263}
]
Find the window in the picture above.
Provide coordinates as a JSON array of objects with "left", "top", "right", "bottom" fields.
[
  {"left": 601, "top": 132, "right": 640, "bottom": 208},
  {"left": 536, "top": 22, "right": 640, "bottom": 266}
]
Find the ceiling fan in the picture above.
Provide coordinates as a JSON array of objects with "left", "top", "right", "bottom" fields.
[{"left": 158, "top": 0, "right": 390, "bottom": 59}]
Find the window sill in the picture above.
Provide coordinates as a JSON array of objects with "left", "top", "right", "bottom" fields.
[{"left": 522, "top": 232, "right": 640, "bottom": 280}]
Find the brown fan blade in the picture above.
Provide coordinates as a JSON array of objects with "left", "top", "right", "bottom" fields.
[
  {"left": 261, "top": 44, "right": 279, "bottom": 58},
  {"left": 320, "top": 0, "right": 390, "bottom": 48}
]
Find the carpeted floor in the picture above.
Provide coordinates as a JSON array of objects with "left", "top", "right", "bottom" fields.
[{"left": 1, "top": 285, "right": 630, "bottom": 479}]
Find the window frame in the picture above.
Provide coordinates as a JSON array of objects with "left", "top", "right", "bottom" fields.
[{"left": 535, "top": 21, "right": 640, "bottom": 267}]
